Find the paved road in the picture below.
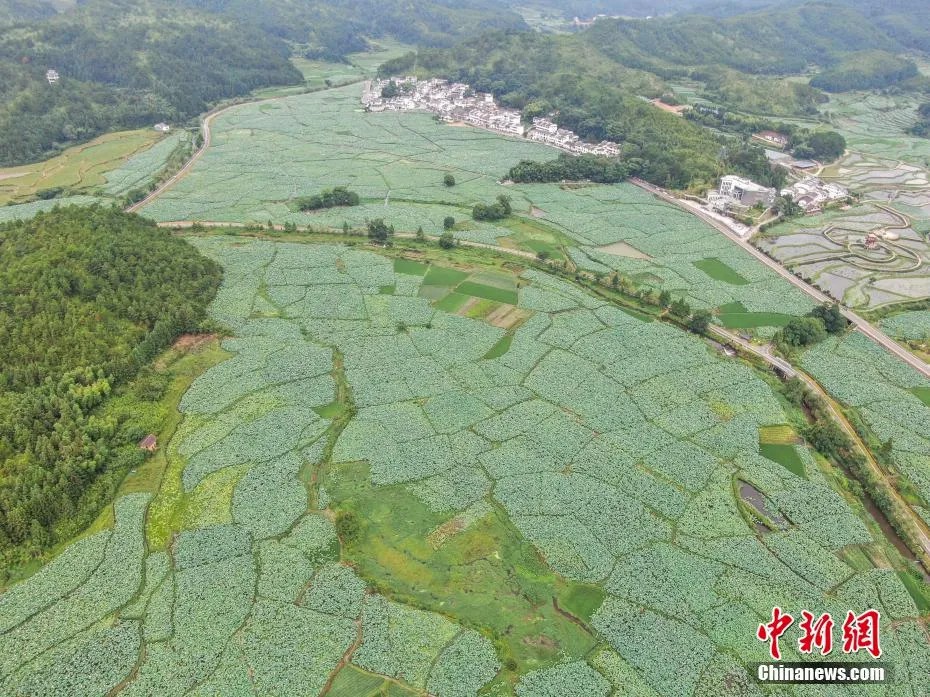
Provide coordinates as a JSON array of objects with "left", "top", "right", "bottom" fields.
[
  {"left": 631, "top": 178, "right": 930, "bottom": 380},
  {"left": 127, "top": 94, "right": 292, "bottom": 214},
  {"left": 126, "top": 104, "right": 224, "bottom": 213},
  {"left": 132, "top": 104, "right": 928, "bottom": 382}
]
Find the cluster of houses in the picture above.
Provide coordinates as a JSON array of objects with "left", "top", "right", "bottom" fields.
[
  {"left": 527, "top": 117, "right": 621, "bottom": 156},
  {"left": 571, "top": 14, "right": 624, "bottom": 28},
  {"left": 363, "top": 77, "right": 621, "bottom": 157},
  {"left": 753, "top": 130, "right": 790, "bottom": 149},
  {"left": 709, "top": 173, "right": 849, "bottom": 216},
  {"left": 779, "top": 176, "right": 849, "bottom": 214}
]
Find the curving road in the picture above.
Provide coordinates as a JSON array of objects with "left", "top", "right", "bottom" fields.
[
  {"left": 631, "top": 178, "right": 930, "bottom": 380},
  {"left": 126, "top": 96, "right": 284, "bottom": 214},
  {"left": 125, "top": 105, "right": 221, "bottom": 213}
]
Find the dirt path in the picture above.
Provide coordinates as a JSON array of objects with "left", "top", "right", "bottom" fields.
[
  {"left": 159, "top": 220, "right": 539, "bottom": 260},
  {"left": 712, "top": 325, "right": 930, "bottom": 567}
]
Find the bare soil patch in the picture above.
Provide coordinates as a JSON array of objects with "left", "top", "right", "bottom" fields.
[
  {"left": 486, "top": 305, "right": 531, "bottom": 329},
  {"left": 172, "top": 333, "right": 217, "bottom": 353},
  {"left": 597, "top": 241, "right": 652, "bottom": 260}
]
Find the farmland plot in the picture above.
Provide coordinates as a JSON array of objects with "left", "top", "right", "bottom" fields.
[
  {"left": 0, "top": 128, "right": 163, "bottom": 206},
  {"left": 140, "top": 84, "right": 815, "bottom": 321},
  {"left": 140, "top": 83, "right": 553, "bottom": 229},
  {"left": 103, "top": 131, "right": 192, "bottom": 196},
  {"left": 0, "top": 195, "right": 104, "bottom": 223},
  {"left": 758, "top": 203, "right": 930, "bottom": 309},
  {"left": 880, "top": 311, "right": 930, "bottom": 341},
  {"left": 802, "top": 333, "right": 930, "bottom": 507},
  {"left": 3, "top": 237, "right": 926, "bottom": 695},
  {"left": 823, "top": 92, "right": 930, "bottom": 165},
  {"left": 519, "top": 184, "right": 815, "bottom": 318}
]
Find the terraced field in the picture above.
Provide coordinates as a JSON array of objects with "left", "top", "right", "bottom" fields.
[
  {"left": 0, "top": 128, "right": 164, "bottom": 206},
  {"left": 3, "top": 236, "right": 928, "bottom": 695},
  {"left": 758, "top": 204, "right": 930, "bottom": 308},
  {"left": 823, "top": 93, "right": 930, "bottom": 165},
  {"left": 758, "top": 92, "right": 930, "bottom": 310}
]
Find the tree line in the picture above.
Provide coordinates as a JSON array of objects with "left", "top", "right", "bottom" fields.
[
  {"left": 507, "top": 153, "right": 636, "bottom": 184},
  {"left": 294, "top": 186, "right": 360, "bottom": 212},
  {"left": 782, "top": 376, "right": 930, "bottom": 572}
]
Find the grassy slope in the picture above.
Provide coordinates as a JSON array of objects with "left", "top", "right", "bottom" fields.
[{"left": 0, "top": 129, "right": 162, "bottom": 205}]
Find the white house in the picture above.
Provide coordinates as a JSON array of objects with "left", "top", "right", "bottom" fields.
[
  {"left": 718, "top": 175, "right": 776, "bottom": 209},
  {"left": 780, "top": 176, "right": 848, "bottom": 212},
  {"left": 46, "top": 69, "right": 60, "bottom": 85}
]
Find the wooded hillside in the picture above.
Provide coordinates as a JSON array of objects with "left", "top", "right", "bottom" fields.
[{"left": 0, "top": 206, "right": 221, "bottom": 565}]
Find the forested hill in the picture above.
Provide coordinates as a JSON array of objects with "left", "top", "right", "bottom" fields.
[
  {"left": 0, "top": 0, "right": 301, "bottom": 167},
  {"left": 0, "top": 0, "right": 525, "bottom": 168},
  {"left": 180, "top": 0, "right": 528, "bottom": 59},
  {"left": 0, "top": 0, "right": 58, "bottom": 25},
  {"left": 385, "top": 33, "right": 788, "bottom": 190},
  {"left": 583, "top": 3, "right": 910, "bottom": 76},
  {"left": 500, "top": 0, "right": 775, "bottom": 20},
  {"left": 579, "top": 2, "right": 930, "bottom": 96},
  {"left": 0, "top": 206, "right": 221, "bottom": 567}
]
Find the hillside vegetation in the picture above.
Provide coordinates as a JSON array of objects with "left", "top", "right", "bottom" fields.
[
  {"left": 0, "top": 0, "right": 300, "bottom": 167},
  {"left": 0, "top": 0, "right": 59, "bottom": 25},
  {"left": 384, "top": 32, "right": 786, "bottom": 189},
  {"left": 0, "top": 0, "right": 525, "bottom": 168},
  {"left": 181, "top": 0, "right": 527, "bottom": 59},
  {"left": 0, "top": 206, "right": 221, "bottom": 565},
  {"left": 583, "top": 2, "right": 910, "bottom": 75},
  {"left": 809, "top": 50, "right": 919, "bottom": 92}
]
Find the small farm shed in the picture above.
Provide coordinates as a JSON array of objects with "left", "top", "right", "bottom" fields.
[{"left": 139, "top": 434, "right": 158, "bottom": 452}]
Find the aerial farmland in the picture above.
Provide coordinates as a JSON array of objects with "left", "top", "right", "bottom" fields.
[{"left": 2, "top": 7, "right": 930, "bottom": 695}]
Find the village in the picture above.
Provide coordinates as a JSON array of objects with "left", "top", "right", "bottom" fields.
[
  {"left": 707, "top": 173, "right": 849, "bottom": 218},
  {"left": 362, "top": 77, "right": 855, "bottom": 239},
  {"left": 362, "top": 76, "right": 622, "bottom": 157}
]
